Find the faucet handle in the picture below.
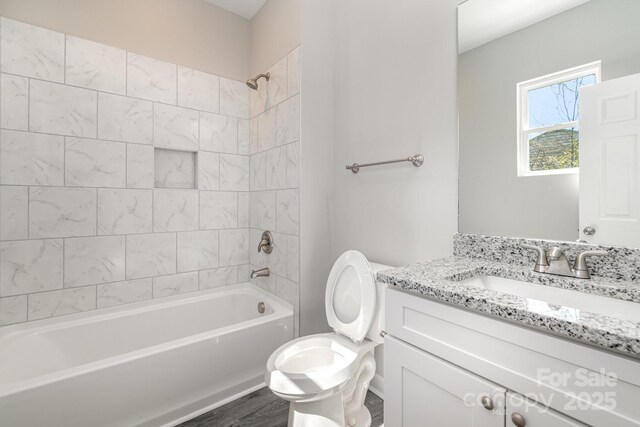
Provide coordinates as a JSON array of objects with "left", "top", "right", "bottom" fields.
[
  {"left": 521, "top": 243, "right": 549, "bottom": 271},
  {"left": 572, "top": 250, "right": 608, "bottom": 279}
]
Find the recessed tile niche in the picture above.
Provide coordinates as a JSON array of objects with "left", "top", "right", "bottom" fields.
[{"left": 154, "top": 148, "right": 197, "bottom": 189}]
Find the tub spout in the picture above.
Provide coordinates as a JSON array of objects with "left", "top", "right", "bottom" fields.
[{"left": 251, "top": 268, "right": 270, "bottom": 279}]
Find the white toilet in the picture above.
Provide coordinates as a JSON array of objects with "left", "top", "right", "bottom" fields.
[{"left": 265, "top": 250, "right": 391, "bottom": 427}]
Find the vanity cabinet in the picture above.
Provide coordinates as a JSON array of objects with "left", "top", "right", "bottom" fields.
[
  {"left": 385, "top": 335, "right": 506, "bottom": 426},
  {"left": 384, "top": 287, "right": 640, "bottom": 427}
]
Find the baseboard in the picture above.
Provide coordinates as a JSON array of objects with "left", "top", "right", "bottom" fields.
[{"left": 369, "top": 373, "right": 384, "bottom": 399}]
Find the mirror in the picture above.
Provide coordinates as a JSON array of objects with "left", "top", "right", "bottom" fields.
[{"left": 458, "top": 0, "right": 640, "bottom": 248}]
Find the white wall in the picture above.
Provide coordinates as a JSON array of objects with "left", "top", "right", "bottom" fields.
[
  {"left": 458, "top": 0, "right": 640, "bottom": 241},
  {"left": 330, "top": 0, "right": 459, "bottom": 267},
  {"left": 299, "top": 0, "right": 336, "bottom": 336}
]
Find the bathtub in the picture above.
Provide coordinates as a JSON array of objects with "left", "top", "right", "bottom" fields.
[{"left": 0, "top": 283, "right": 293, "bottom": 427}]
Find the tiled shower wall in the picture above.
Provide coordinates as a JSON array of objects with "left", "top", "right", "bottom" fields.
[
  {"left": 248, "top": 48, "right": 301, "bottom": 335},
  {"left": 0, "top": 17, "right": 261, "bottom": 325}
]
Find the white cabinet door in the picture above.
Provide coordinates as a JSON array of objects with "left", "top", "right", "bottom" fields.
[
  {"left": 580, "top": 73, "right": 640, "bottom": 246},
  {"left": 385, "top": 335, "right": 506, "bottom": 427},
  {"left": 507, "top": 392, "right": 587, "bottom": 427}
]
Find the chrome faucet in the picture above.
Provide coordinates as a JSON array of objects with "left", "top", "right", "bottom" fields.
[
  {"left": 250, "top": 268, "right": 270, "bottom": 279},
  {"left": 258, "top": 231, "right": 273, "bottom": 254},
  {"left": 521, "top": 243, "right": 607, "bottom": 279}
]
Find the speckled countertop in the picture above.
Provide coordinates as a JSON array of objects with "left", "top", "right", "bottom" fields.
[{"left": 377, "top": 256, "right": 640, "bottom": 358}]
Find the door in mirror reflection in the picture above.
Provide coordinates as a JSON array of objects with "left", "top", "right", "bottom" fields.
[{"left": 580, "top": 73, "right": 640, "bottom": 247}]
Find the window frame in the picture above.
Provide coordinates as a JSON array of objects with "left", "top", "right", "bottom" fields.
[{"left": 516, "top": 61, "right": 601, "bottom": 177}]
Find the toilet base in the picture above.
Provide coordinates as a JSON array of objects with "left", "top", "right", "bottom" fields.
[{"left": 287, "top": 394, "right": 372, "bottom": 427}]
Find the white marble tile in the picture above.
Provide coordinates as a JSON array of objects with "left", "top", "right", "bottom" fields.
[
  {"left": 257, "top": 108, "right": 276, "bottom": 152},
  {"left": 154, "top": 103, "right": 198, "bottom": 150},
  {"left": 65, "top": 138, "right": 126, "bottom": 187},
  {"left": 154, "top": 148, "right": 196, "bottom": 189},
  {"left": 250, "top": 152, "right": 267, "bottom": 191},
  {"left": 220, "top": 154, "right": 249, "bottom": 191},
  {"left": 238, "top": 192, "right": 249, "bottom": 228},
  {"left": 0, "top": 239, "right": 63, "bottom": 296},
  {"left": 177, "top": 66, "right": 220, "bottom": 112},
  {"left": 219, "top": 229, "right": 249, "bottom": 266},
  {"left": 276, "top": 189, "right": 300, "bottom": 235},
  {"left": 238, "top": 119, "right": 250, "bottom": 155},
  {"left": 0, "top": 295, "right": 27, "bottom": 325},
  {"left": 29, "top": 187, "right": 96, "bottom": 238},
  {"left": 257, "top": 191, "right": 276, "bottom": 230},
  {"left": 266, "top": 146, "right": 286, "bottom": 190},
  {"left": 97, "top": 278, "right": 152, "bottom": 308},
  {"left": 287, "top": 47, "right": 300, "bottom": 97},
  {"left": 199, "top": 112, "right": 237, "bottom": 153},
  {"left": 127, "top": 144, "right": 154, "bottom": 188},
  {"left": 0, "top": 186, "right": 28, "bottom": 240},
  {"left": 277, "top": 276, "right": 299, "bottom": 311},
  {"left": 64, "top": 236, "right": 125, "bottom": 287},
  {"left": 0, "top": 18, "right": 64, "bottom": 82},
  {"left": 28, "top": 287, "right": 95, "bottom": 321},
  {"left": 220, "top": 77, "right": 249, "bottom": 119},
  {"left": 268, "top": 231, "right": 287, "bottom": 276},
  {"left": 286, "top": 142, "right": 300, "bottom": 188},
  {"left": 126, "top": 233, "right": 176, "bottom": 279},
  {"left": 1, "top": 73, "right": 28, "bottom": 130},
  {"left": 0, "top": 130, "right": 64, "bottom": 186},
  {"left": 98, "top": 93, "right": 153, "bottom": 145},
  {"left": 199, "top": 266, "right": 237, "bottom": 290},
  {"left": 153, "top": 272, "right": 198, "bottom": 298},
  {"left": 66, "top": 36, "right": 126, "bottom": 94},
  {"left": 248, "top": 192, "right": 258, "bottom": 228},
  {"left": 127, "top": 53, "right": 176, "bottom": 104},
  {"left": 197, "top": 151, "right": 220, "bottom": 191},
  {"left": 267, "top": 56, "right": 288, "bottom": 108},
  {"left": 237, "top": 264, "right": 250, "bottom": 283},
  {"left": 97, "top": 189, "right": 153, "bottom": 235},
  {"left": 177, "top": 230, "right": 219, "bottom": 272},
  {"left": 286, "top": 234, "right": 300, "bottom": 282},
  {"left": 154, "top": 189, "right": 199, "bottom": 232},
  {"left": 29, "top": 80, "right": 97, "bottom": 138},
  {"left": 249, "top": 117, "right": 258, "bottom": 154},
  {"left": 276, "top": 94, "right": 300, "bottom": 146},
  {"left": 200, "top": 191, "right": 238, "bottom": 230}
]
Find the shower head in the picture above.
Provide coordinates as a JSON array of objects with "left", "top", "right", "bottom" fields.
[{"left": 246, "top": 72, "right": 270, "bottom": 90}]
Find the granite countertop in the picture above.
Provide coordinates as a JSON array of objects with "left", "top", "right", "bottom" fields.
[{"left": 377, "top": 257, "right": 640, "bottom": 358}]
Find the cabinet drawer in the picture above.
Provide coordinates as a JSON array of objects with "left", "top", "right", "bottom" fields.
[{"left": 386, "top": 287, "right": 640, "bottom": 426}]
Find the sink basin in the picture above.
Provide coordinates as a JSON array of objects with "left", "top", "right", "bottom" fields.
[{"left": 460, "top": 275, "right": 640, "bottom": 323}]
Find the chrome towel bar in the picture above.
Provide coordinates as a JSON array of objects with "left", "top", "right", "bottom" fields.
[{"left": 346, "top": 154, "right": 424, "bottom": 174}]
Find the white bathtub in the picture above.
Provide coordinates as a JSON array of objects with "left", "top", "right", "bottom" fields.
[{"left": 0, "top": 283, "right": 293, "bottom": 427}]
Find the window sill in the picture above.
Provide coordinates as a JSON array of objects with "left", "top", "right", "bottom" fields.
[{"left": 518, "top": 167, "right": 579, "bottom": 177}]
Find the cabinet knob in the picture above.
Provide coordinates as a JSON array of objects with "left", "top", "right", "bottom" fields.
[
  {"left": 511, "top": 412, "right": 526, "bottom": 427},
  {"left": 480, "top": 396, "right": 494, "bottom": 410}
]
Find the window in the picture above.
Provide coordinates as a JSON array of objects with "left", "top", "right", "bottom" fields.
[{"left": 517, "top": 61, "right": 601, "bottom": 176}]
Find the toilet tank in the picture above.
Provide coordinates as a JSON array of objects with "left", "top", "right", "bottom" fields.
[{"left": 366, "top": 262, "right": 394, "bottom": 344}]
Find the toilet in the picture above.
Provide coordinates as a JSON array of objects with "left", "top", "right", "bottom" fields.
[{"left": 265, "top": 250, "right": 391, "bottom": 427}]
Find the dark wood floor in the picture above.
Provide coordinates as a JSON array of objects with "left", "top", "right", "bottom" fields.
[{"left": 180, "top": 387, "right": 384, "bottom": 427}]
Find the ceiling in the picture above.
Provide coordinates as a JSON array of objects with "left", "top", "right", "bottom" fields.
[
  {"left": 204, "top": 0, "right": 267, "bottom": 20},
  {"left": 458, "top": 0, "right": 591, "bottom": 53}
]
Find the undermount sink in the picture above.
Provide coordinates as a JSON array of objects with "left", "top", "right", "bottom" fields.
[{"left": 460, "top": 275, "right": 640, "bottom": 323}]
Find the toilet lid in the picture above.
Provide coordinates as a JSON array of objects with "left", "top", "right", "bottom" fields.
[{"left": 325, "top": 250, "right": 376, "bottom": 342}]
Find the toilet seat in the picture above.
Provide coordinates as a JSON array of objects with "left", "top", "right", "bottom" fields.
[
  {"left": 325, "top": 251, "right": 376, "bottom": 343},
  {"left": 265, "top": 333, "right": 376, "bottom": 400}
]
